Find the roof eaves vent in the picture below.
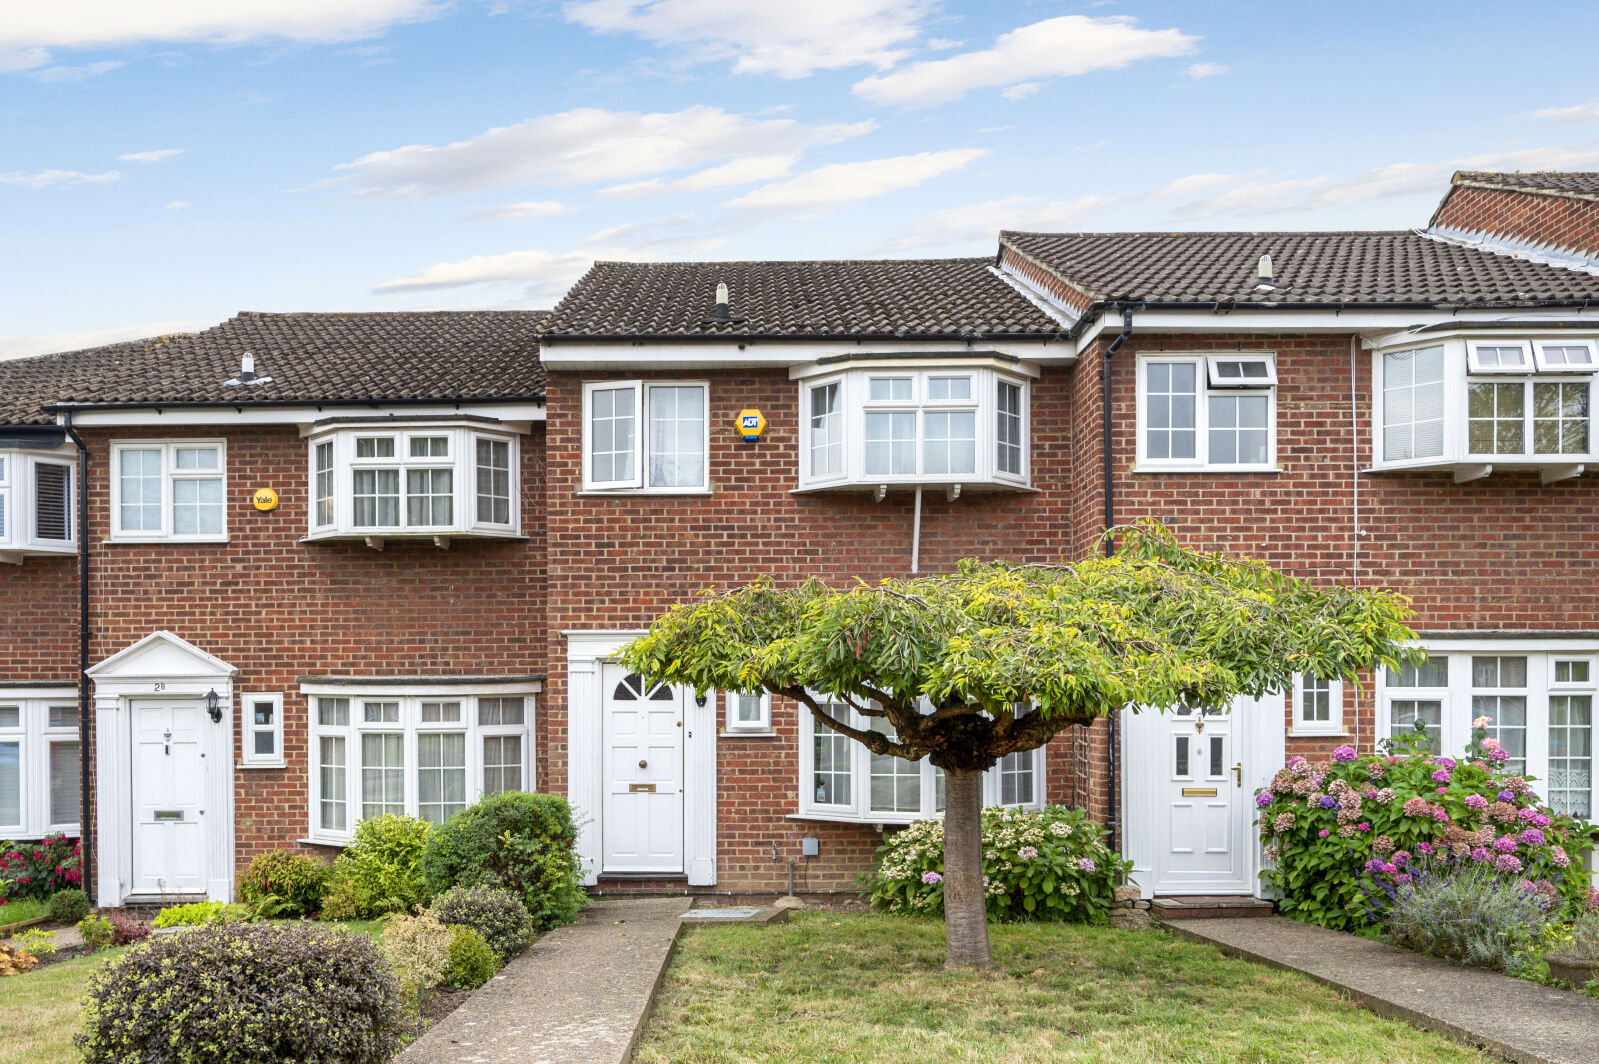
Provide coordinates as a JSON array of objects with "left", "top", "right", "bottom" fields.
[{"left": 223, "top": 352, "right": 274, "bottom": 388}]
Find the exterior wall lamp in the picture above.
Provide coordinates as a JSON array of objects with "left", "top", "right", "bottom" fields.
[{"left": 205, "top": 688, "right": 223, "bottom": 723}]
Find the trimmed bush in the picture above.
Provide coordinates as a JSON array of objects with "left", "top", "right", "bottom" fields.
[
  {"left": 48, "top": 888, "right": 91, "bottom": 924},
  {"left": 865, "top": 805, "right": 1133, "bottom": 923},
  {"left": 15, "top": 927, "right": 55, "bottom": 958},
  {"left": 420, "top": 792, "right": 584, "bottom": 929},
  {"left": 1384, "top": 861, "right": 1552, "bottom": 972},
  {"left": 0, "top": 834, "right": 82, "bottom": 902},
  {"left": 1258, "top": 721, "right": 1598, "bottom": 931},
  {"left": 321, "top": 815, "right": 431, "bottom": 920},
  {"left": 237, "top": 851, "right": 332, "bottom": 917},
  {"left": 77, "top": 922, "right": 405, "bottom": 1064},
  {"left": 443, "top": 926, "right": 499, "bottom": 990},
  {"left": 107, "top": 911, "right": 151, "bottom": 946},
  {"left": 77, "top": 913, "right": 114, "bottom": 952},
  {"left": 383, "top": 911, "right": 452, "bottom": 996},
  {"left": 152, "top": 901, "right": 251, "bottom": 928},
  {"left": 430, "top": 885, "right": 534, "bottom": 963}
]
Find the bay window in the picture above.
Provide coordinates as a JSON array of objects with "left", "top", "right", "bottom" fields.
[
  {"left": 0, "top": 451, "right": 76, "bottom": 561},
  {"left": 797, "top": 700, "right": 1044, "bottom": 824},
  {"left": 795, "top": 364, "right": 1030, "bottom": 491},
  {"left": 1136, "top": 353, "right": 1277, "bottom": 472},
  {"left": 306, "top": 687, "right": 535, "bottom": 844},
  {"left": 305, "top": 421, "right": 521, "bottom": 542},
  {"left": 110, "top": 441, "right": 225, "bottom": 541},
  {"left": 582, "top": 380, "right": 709, "bottom": 492},
  {"left": 0, "top": 693, "right": 81, "bottom": 838}
]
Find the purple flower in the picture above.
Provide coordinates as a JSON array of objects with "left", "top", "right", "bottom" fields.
[
  {"left": 1533, "top": 813, "right": 1551, "bottom": 828},
  {"left": 1489, "top": 747, "right": 1511, "bottom": 762},
  {"left": 1318, "top": 829, "right": 1330, "bottom": 838},
  {"left": 1255, "top": 792, "right": 1274, "bottom": 808},
  {"left": 1464, "top": 794, "right": 1488, "bottom": 810},
  {"left": 1496, "top": 854, "right": 1524, "bottom": 873},
  {"left": 1498, "top": 790, "right": 1516, "bottom": 802},
  {"left": 1418, "top": 842, "right": 1435, "bottom": 856},
  {"left": 1381, "top": 862, "right": 1398, "bottom": 875},
  {"left": 1357, "top": 822, "right": 1371, "bottom": 832},
  {"left": 1519, "top": 828, "right": 1546, "bottom": 847},
  {"left": 1470, "top": 847, "right": 1491, "bottom": 862},
  {"left": 1517, "top": 807, "right": 1538, "bottom": 822},
  {"left": 1494, "top": 835, "right": 1518, "bottom": 853},
  {"left": 922, "top": 871, "right": 942, "bottom": 885},
  {"left": 1392, "top": 851, "right": 1411, "bottom": 868},
  {"left": 1431, "top": 769, "right": 1452, "bottom": 784},
  {"left": 1395, "top": 873, "right": 1413, "bottom": 885},
  {"left": 1318, "top": 795, "right": 1338, "bottom": 809},
  {"left": 1437, "top": 787, "right": 1448, "bottom": 795},
  {"left": 1364, "top": 859, "right": 1386, "bottom": 874},
  {"left": 1432, "top": 809, "right": 1450, "bottom": 822},
  {"left": 1435, "top": 757, "right": 1457, "bottom": 770},
  {"left": 1077, "top": 858, "right": 1096, "bottom": 873},
  {"left": 1332, "top": 745, "right": 1357, "bottom": 763},
  {"left": 1287, "top": 756, "right": 1307, "bottom": 769}
]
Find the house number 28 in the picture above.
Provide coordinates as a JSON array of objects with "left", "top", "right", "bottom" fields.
[{"left": 152, "top": 683, "right": 166, "bottom": 692}]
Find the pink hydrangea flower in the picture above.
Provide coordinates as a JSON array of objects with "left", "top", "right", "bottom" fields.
[
  {"left": 1017, "top": 846, "right": 1038, "bottom": 859},
  {"left": 1494, "top": 835, "right": 1518, "bottom": 853},
  {"left": 1464, "top": 794, "right": 1488, "bottom": 810},
  {"left": 1332, "top": 745, "right": 1357, "bottom": 763},
  {"left": 1417, "top": 841, "right": 1434, "bottom": 856},
  {"left": 1470, "top": 847, "right": 1491, "bottom": 862},
  {"left": 1076, "top": 858, "right": 1096, "bottom": 873},
  {"left": 1318, "top": 829, "right": 1330, "bottom": 838},
  {"left": 922, "top": 871, "right": 942, "bottom": 885},
  {"left": 1496, "top": 854, "right": 1524, "bottom": 873}
]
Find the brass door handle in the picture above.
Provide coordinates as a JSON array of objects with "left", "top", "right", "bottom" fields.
[{"left": 1232, "top": 762, "right": 1243, "bottom": 786}]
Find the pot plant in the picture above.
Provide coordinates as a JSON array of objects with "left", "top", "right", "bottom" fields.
[{"left": 1546, "top": 912, "right": 1599, "bottom": 988}]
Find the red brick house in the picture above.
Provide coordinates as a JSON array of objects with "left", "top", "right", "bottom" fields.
[{"left": 7, "top": 170, "right": 1599, "bottom": 905}]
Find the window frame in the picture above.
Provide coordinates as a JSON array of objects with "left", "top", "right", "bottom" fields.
[
  {"left": 109, "top": 439, "right": 228, "bottom": 543},
  {"left": 239, "top": 692, "right": 285, "bottom": 769},
  {"left": 0, "top": 694, "right": 81, "bottom": 839},
  {"left": 1535, "top": 340, "right": 1599, "bottom": 373},
  {"left": 581, "top": 379, "right": 710, "bottom": 494},
  {"left": 724, "top": 690, "right": 772, "bottom": 735},
  {"left": 304, "top": 423, "right": 522, "bottom": 541},
  {"left": 0, "top": 450, "right": 78, "bottom": 556},
  {"left": 1135, "top": 352, "right": 1278, "bottom": 473},
  {"left": 1466, "top": 340, "right": 1534, "bottom": 375},
  {"left": 1290, "top": 672, "right": 1345, "bottom": 737},
  {"left": 304, "top": 687, "right": 536, "bottom": 845}
]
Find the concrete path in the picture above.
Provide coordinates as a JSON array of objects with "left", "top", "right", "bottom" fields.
[
  {"left": 398, "top": 897, "right": 685, "bottom": 1064},
  {"left": 1166, "top": 916, "right": 1599, "bottom": 1064}
]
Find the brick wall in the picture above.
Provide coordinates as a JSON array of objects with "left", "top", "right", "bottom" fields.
[{"left": 1434, "top": 184, "right": 1599, "bottom": 259}]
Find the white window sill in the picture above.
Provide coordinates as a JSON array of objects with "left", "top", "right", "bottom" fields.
[
  {"left": 1289, "top": 729, "right": 1349, "bottom": 739},
  {"left": 576, "top": 488, "right": 714, "bottom": 497},
  {"left": 237, "top": 760, "right": 287, "bottom": 770},
  {"left": 791, "top": 480, "right": 1038, "bottom": 495},
  {"left": 302, "top": 530, "right": 526, "bottom": 543},
  {"left": 105, "top": 536, "right": 229, "bottom": 545},
  {"left": 720, "top": 729, "right": 777, "bottom": 738},
  {"left": 1132, "top": 465, "right": 1283, "bottom": 475},
  {"left": 298, "top": 836, "right": 350, "bottom": 849},
  {"left": 787, "top": 809, "right": 923, "bottom": 828}
]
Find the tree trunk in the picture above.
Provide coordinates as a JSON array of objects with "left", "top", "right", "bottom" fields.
[{"left": 942, "top": 766, "right": 992, "bottom": 969}]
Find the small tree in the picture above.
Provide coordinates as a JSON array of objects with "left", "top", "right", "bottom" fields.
[{"left": 618, "top": 523, "right": 1418, "bottom": 968}]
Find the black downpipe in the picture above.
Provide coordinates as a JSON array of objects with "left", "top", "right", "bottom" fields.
[
  {"left": 61, "top": 412, "right": 93, "bottom": 905},
  {"left": 1101, "top": 306, "right": 1134, "bottom": 854}
]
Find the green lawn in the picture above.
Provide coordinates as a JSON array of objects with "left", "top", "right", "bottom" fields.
[
  {"left": 0, "top": 900, "right": 52, "bottom": 928},
  {"left": 636, "top": 913, "right": 1487, "bottom": 1064}
]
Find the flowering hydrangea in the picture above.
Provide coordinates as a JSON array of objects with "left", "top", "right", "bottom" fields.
[
  {"left": 1017, "top": 846, "right": 1038, "bottom": 860},
  {"left": 1273, "top": 811, "right": 1296, "bottom": 832},
  {"left": 1318, "top": 795, "right": 1338, "bottom": 809},
  {"left": 1496, "top": 854, "right": 1524, "bottom": 873},
  {"left": 1402, "top": 797, "right": 1431, "bottom": 817},
  {"left": 1497, "top": 789, "right": 1516, "bottom": 802},
  {"left": 1255, "top": 791, "right": 1274, "bottom": 808},
  {"left": 1417, "top": 841, "right": 1434, "bottom": 856},
  {"left": 1332, "top": 745, "right": 1357, "bottom": 763},
  {"left": 1519, "top": 828, "right": 1546, "bottom": 847},
  {"left": 1464, "top": 794, "right": 1488, "bottom": 810},
  {"left": 1435, "top": 758, "right": 1457, "bottom": 770},
  {"left": 1372, "top": 787, "right": 1396, "bottom": 805},
  {"left": 1470, "top": 847, "right": 1491, "bottom": 862},
  {"left": 1076, "top": 858, "right": 1095, "bottom": 872},
  {"left": 1493, "top": 835, "right": 1518, "bottom": 853},
  {"left": 1552, "top": 846, "right": 1571, "bottom": 868},
  {"left": 1049, "top": 822, "right": 1071, "bottom": 838},
  {"left": 1488, "top": 748, "right": 1511, "bottom": 763},
  {"left": 922, "top": 871, "right": 942, "bottom": 884},
  {"left": 1318, "top": 829, "right": 1330, "bottom": 838},
  {"left": 1431, "top": 769, "right": 1452, "bottom": 784}
]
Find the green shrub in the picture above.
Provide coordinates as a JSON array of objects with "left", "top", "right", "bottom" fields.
[
  {"left": 443, "top": 926, "right": 499, "bottom": 990},
  {"left": 383, "top": 910, "right": 452, "bottom": 997},
  {"left": 237, "top": 851, "right": 332, "bottom": 917},
  {"left": 864, "top": 805, "right": 1132, "bottom": 923},
  {"left": 0, "top": 834, "right": 82, "bottom": 901},
  {"left": 77, "top": 913, "right": 114, "bottom": 952},
  {"left": 48, "top": 888, "right": 91, "bottom": 925},
  {"left": 77, "top": 922, "right": 405, "bottom": 1064},
  {"left": 1258, "top": 721, "right": 1598, "bottom": 931},
  {"left": 152, "top": 901, "right": 250, "bottom": 929},
  {"left": 1384, "top": 861, "right": 1552, "bottom": 972},
  {"left": 420, "top": 792, "right": 584, "bottom": 929},
  {"left": 15, "top": 927, "right": 55, "bottom": 958},
  {"left": 321, "top": 815, "right": 432, "bottom": 920},
  {"left": 106, "top": 911, "right": 150, "bottom": 946},
  {"left": 430, "top": 885, "right": 534, "bottom": 963}
]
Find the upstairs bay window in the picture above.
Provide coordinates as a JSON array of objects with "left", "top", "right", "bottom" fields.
[
  {"left": 0, "top": 451, "right": 75, "bottom": 562},
  {"left": 110, "top": 441, "right": 225, "bottom": 542},
  {"left": 582, "top": 381, "right": 708, "bottom": 492},
  {"left": 1135, "top": 354, "right": 1277, "bottom": 472},
  {"left": 795, "top": 365, "right": 1031, "bottom": 491},
  {"left": 305, "top": 422, "right": 521, "bottom": 543},
  {"left": 1374, "top": 337, "right": 1599, "bottom": 478}
]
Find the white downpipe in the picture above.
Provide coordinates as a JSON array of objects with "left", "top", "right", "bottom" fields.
[{"left": 911, "top": 486, "right": 923, "bottom": 574}]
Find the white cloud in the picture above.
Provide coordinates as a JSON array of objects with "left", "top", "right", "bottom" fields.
[
  {"left": 0, "top": 0, "right": 445, "bottom": 72},
  {"left": 597, "top": 153, "right": 798, "bottom": 198},
  {"left": 562, "top": 0, "right": 932, "bottom": 78},
  {"left": 464, "top": 200, "right": 573, "bottom": 222},
  {"left": 327, "top": 106, "right": 873, "bottom": 197},
  {"left": 999, "top": 82, "right": 1039, "bottom": 101},
  {"left": 119, "top": 148, "right": 184, "bottom": 163},
  {"left": 877, "top": 193, "right": 1115, "bottom": 252},
  {"left": 1515, "top": 102, "right": 1599, "bottom": 126},
  {"left": 1185, "top": 61, "right": 1227, "bottom": 78},
  {"left": 165, "top": 200, "right": 192, "bottom": 209},
  {"left": 373, "top": 249, "right": 599, "bottom": 295},
  {"left": 29, "top": 60, "right": 122, "bottom": 81},
  {"left": 0, "top": 169, "right": 121, "bottom": 189},
  {"left": 725, "top": 148, "right": 986, "bottom": 211},
  {"left": 585, "top": 214, "right": 727, "bottom": 254},
  {"left": 0, "top": 319, "right": 213, "bottom": 361},
  {"left": 852, "top": 15, "right": 1198, "bottom": 107}
]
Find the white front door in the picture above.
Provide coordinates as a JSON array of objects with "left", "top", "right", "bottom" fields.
[
  {"left": 131, "top": 701, "right": 208, "bottom": 895},
  {"left": 601, "top": 666, "right": 684, "bottom": 874},
  {"left": 1126, "top": 698, "right": 1253, "bottom": 895}
]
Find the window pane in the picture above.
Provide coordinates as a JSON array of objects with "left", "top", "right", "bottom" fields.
[
  {"left": 475, "top": 439, "right": 512, "bottom": 524},
  {"left": 361, "top": 733, "right": 406, "bottom": 820},
  {"left": 421, "top": 701, "right": 462, "bottom": 723},
  {"left": 409, "top": 436, "right": 448, "bottom": 458},
  {"left": 33, "top": 463, "right": 71, "bottom": 541},
  {"left": 318, "top": 697, "right": 350, "bottom": 727},
  {"left": 1301, "top": 675, "right": 1332, "bottom": 722},
  {"left": 1533, "top": 382, "right": 1588, "bottom": 455},
  {"left": 868, "top": 719, "right": 919, "bottom": 814},
  {"left": 253, "top": 731, "right": 276, "bottom": 756},
  {"left": 1473, "top": 656, "right": 1528, "bottom": 775},
  {"left": 483, "top": 735, "right": 522, "bottom": 795},
  {"left": 928, "top": 376, "right": 972, "bottom": 401},
  {"left": 319, "top": 736, "right": 347, "bottom": 831},
  {"left": 998, "top": 750, "right": 1034, "bottom": 807},
  {"left": 0, "top": 706, "right": 16, "bottom": 729},
  {"left": 1383, "top": 347, "right": 1446, "bottom": 461},
  {"left": 1389, "top": 700, "right": 1442, "bottom": 754},
  {"left": 48, "top": 705, "right": 74, "bottom": 728},
  {"left": 406, "top": 468, "right": 453, "bottom": 527},
  {"left": 1146, "top": 362, "right": 1198, "bottom": 461},
  {"left": 1468, "top": 382, "right": 1525, "bottom": 456},
  {"left": 589, "top": 386, "right": 636, "bottom": 484},
  {"left": 1388, "top": 655, "right": 1448, "bottom": 688},
  {"left": 172, "top": 477, "right": 224, "bottom": 535},
  {"left": 174, "top": 447, "right": 218, "bottom": 470},
  {"left": 1550, "top": 694, "right": 1592, "bottom": 818},
  {"left": 997, "top": 381, "right": 1023, "bottom": 476},
  {"left": 44, "top": 739, "right": 75, "bottom": 825},
  {"left": 648, "top": 385, "right": 706, "bottom": 488},
  {"left": 119, "top": 448, "right": 163, "bottom": 532},
  {"left": 813, "top": 712, "right": 852, "bottom": 806},
  {"left": 865, "top": 412, "right": 916, "bottom": 476},
  {"left": 353, "top": 468, "right": 399, "bottom": 528},
  {"left": 735, "top": 693, "right": 763, "bottom": 724},
  {"left": 314, "top": 442, "right": 335, "bottom": 527},
  {"left": 869, "top": 378, "right": 912, "bottom": 401},
  {"left": 355, "top": 437, "right": 395, "bottom": 459},
  {"left": 809, "top": 383, "right": 843, "bottom": 478},
  {"left": 0, "top": 742, "right": 18, "bottom": 826},
  {"left": 478, "top": 697, "right": 526, "bottom": 726},
  {"left": 1543, "top": 344, "right": 1595, "bottom": 367},
  {"left": 417, "top": 733, "right": 467, "bottom": 824},
  {"left": 363, "top": 701, "right": 400, "bottom": 724},
  {"left": 923, "top": 411, "right": 976, "bottom": 475}
]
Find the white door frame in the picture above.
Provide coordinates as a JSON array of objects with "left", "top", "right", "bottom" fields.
[
  {"left": 1121, "top": 692, "right": 1285, "bottom": 899},
  {"left": 87, "top": 631, "right": 237, "bottom": 904},
  {"left": 565, "top": 631, "right": 717, "bottom": 886}
]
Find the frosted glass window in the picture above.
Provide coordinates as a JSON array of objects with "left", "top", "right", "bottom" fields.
[{"left": 0, "top": 742, "right": 18, "bottom": 827}]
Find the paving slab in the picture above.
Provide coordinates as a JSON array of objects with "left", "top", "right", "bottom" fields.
[
  {"left": 398, "top": 897, "right": 685, "bottom": 1064},
  {"left": 1166, "top": 915, "right": 1599, "bottom": 1064}
]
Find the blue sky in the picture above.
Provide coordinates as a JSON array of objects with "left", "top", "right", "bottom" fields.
[{"left": 6, "top": 0, "right": 1599, "bottom": 357}]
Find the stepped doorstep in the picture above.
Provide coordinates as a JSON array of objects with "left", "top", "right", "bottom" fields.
[{"left": 1151, "top": 896, "right": 1276, "bottom": 921}]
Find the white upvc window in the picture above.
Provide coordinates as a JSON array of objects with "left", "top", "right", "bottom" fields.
[
  {"left": 0, "top": 695, "right": 81, "bottom": 838},
  {"left": 0, "top": 451, "right": 76, "bottom": 558},
  {"left": 1377, "top": 642, "right": 1599, "bottom": 820},
  {"left": 239, "top": 692, "right": 284, "bottom": 768},
  {"left": 110, "top": 440, "right": 226, "bottom": 542},
  {"left": 306, "top": 687, "right": 535, "bottom": 844},
  {"left": 1290, "top": 672, "right": 1345, "bottom": 736},
  {"left": 582, "top": 380, "right": 709, "bottom": 492},
  {"left": 305, "top": 423, "right": 521, "bottom": 541},
  {"left": 725, "top": 690, "right": 771, "bottom": 734},
  {"left": 795, "top": 364, "right": 1030, "bottom": 491},
  {"left": 1135, "top": 353, "right": 1277, "bottom": 472},
  {"left": 796, "top": 700, "right": 1044, "bottom": 824},
  {"left": 1374, "top": 336, "right": 1599, "bottom": 472}
]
